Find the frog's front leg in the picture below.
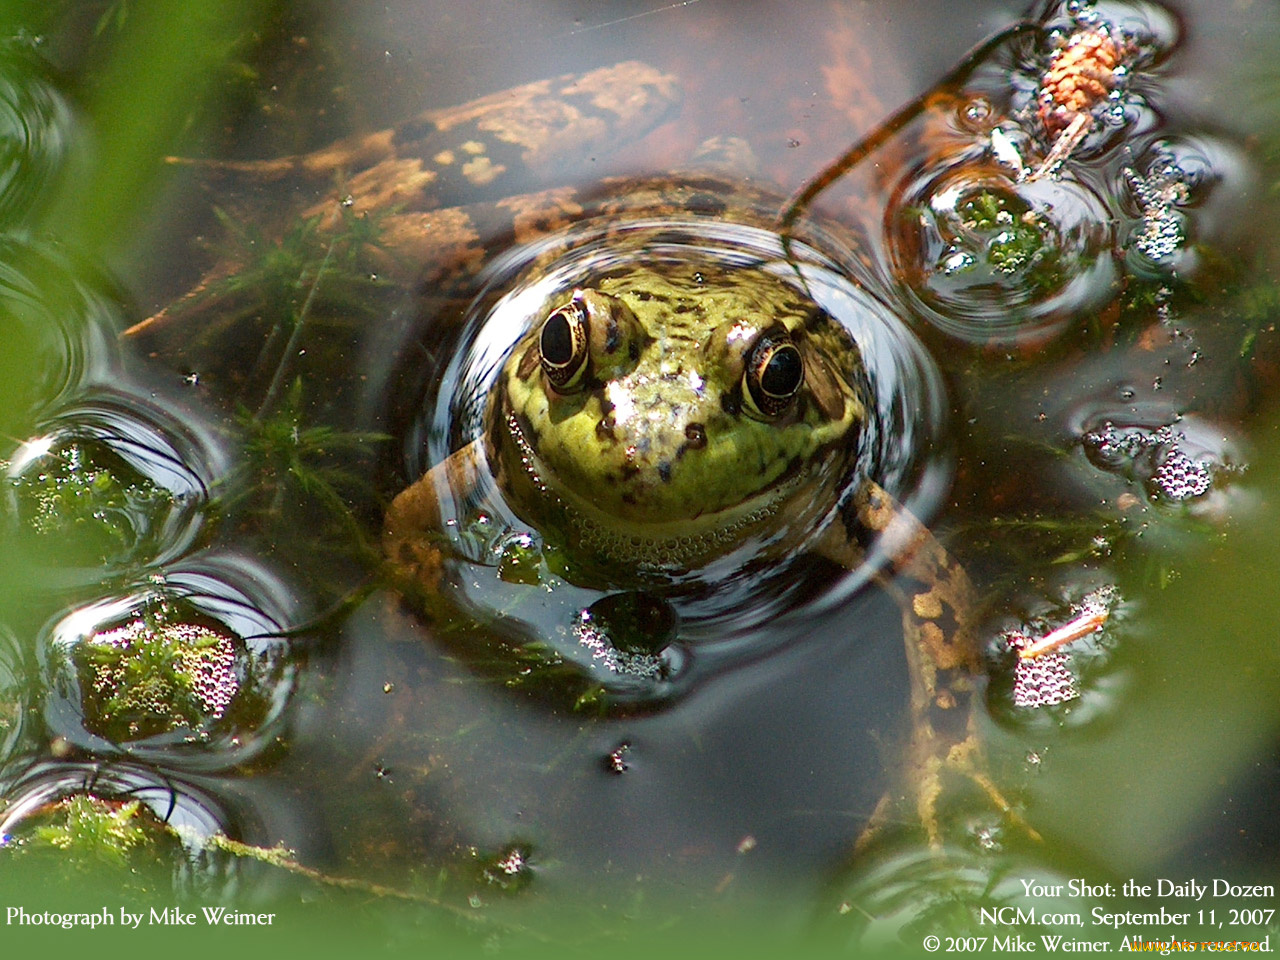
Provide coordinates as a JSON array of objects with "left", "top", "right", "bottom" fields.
[
  {"left": 383, "top": 440, "right": 489, "bottom": 594},
  {"left": 819, "top": 481, "right": 1030, "bottom": 850}
]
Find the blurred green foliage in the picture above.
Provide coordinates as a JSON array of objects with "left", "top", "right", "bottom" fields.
[
  {"left": 0, "top": 0, "right": 280, "bottom": 624},
  {"left": 34, "top": 0, "right": 274, "bottom": 258}
]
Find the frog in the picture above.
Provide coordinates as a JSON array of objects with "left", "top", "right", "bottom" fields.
[
  {"left": 126, "top": 56, "right": 1025, "bottom": 852},
  {"left": 381, "top": 248, "right": 1011, "bottom": 851}
]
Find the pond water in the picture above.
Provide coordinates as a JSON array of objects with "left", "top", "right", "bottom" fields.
[{"left": 1, "top": 0, "right": 1279, "bottom": 953}]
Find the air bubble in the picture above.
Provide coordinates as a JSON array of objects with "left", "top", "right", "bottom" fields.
[
  {"left": 887, "top": 163, "right": 1117, "bottom": 345},
  {"left": 36, "top": 553, "right": 300, "bottom": 772}
]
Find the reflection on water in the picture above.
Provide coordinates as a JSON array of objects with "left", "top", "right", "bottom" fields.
[
  {"left": 0, "top": 40, "right": 71, "bottom": 222},
  {"left": 0, "top": 0, "right": 1279, "bottom": 949},
  {"left": 0, "top": 757, "right": 279, "bottom": 901},
  {"left": 0, "top": 236, "right": 121, "bottom": 434},
  {"left": 817, "top": 837, "right": 1096, "bottom": 949}
]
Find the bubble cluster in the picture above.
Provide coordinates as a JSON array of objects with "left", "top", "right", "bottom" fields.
[
  {"left": 987, "top": 584, "right": 1127, "bottom": 736},
  {"left": 479, "top": 844, "right": 535, "bottom": 892},
  {"left": 1082, "top": 421, "right": 1218, "bottom": 503},
  {"left": 1004, "top": 632, "right": 1079, "bottom": 708},
  {"left": 604, "top": 741, "right": 631, "bottom": 774},
  {"left": 1123, "top": 153, "right": 1191, "bottom": 269},
  {"left": 572, "top": 610, "right": 667, "bottom": 680},
  {"left": 1001, "top": 585, "right": 1116, "bottom": 709},
  {"left": 81, "top": 616, "right": 239, "bottom": 736},
  {"left": 877, "top": 0, "right": 1238, "bottom": 345},
  {"left": 1149, "top": 446, "right": 1212, "bottom": 501}
]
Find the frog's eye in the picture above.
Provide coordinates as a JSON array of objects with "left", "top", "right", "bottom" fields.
[
  {"left": 539, "top": 299, "right": 590, "bottom": 392},
  {"left": 743, "top": 331, "right": 804, "bottom": 419}
]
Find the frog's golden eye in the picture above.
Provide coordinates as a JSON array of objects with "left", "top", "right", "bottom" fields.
[
  {"left": 743, "top": 331, "right": 804, "bottom": 419},
  {"left": 539, "top": 298, "right": 590, "bottom": 392}
]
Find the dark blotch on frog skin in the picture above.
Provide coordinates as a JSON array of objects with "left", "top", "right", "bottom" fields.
[
  {"left": 923, "top": 661, "right": 972, "bottom": 732},
  {"left": 840, "top": 498, "right": 876, "bottom": 553},
  {"left": 658, "top": 460, "right": 673, "bottom": 483},
  {"left": 684, "top": 192, "right": 727, "bottom": 216},
  {"left": 391, "top": 115, "right": 439, "bottom": 147}
]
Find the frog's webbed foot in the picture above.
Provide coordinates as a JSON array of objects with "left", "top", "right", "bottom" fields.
[
  {"left": 823, "top": 481, "right": 1037, "bottom": 851},
  {"left": 383, "top": 439, "right": 488, "bottom": 595}
]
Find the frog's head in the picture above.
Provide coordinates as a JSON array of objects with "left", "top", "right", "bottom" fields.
[{"left": 488, "top": 265, "right": 864, "bottom": 573}]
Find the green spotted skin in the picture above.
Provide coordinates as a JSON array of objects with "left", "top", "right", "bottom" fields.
[{"left": 487, "top": 264, "right": 865, "bottom": 572}]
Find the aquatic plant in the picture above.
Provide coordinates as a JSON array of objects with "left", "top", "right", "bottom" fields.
[
  {"left": 75, "top": 613, "right": 238, "bottom": 741},
  {"left": 32, "top": 794, "right": 148, "bottom": 867},
  {"left": 226, "top": 377, "right": 387, "bottom": 564},
  {"left": 2, "top": 440, "right": 176, "bottom": 564}
]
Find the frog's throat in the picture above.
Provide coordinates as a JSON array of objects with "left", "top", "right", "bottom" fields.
[{"left": 496, "top": 410, "right": 805, "bottom": 571}]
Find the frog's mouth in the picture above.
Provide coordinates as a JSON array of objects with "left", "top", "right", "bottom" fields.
[{"left": 497, "top": 410, "right": 823, "bottom": 572}]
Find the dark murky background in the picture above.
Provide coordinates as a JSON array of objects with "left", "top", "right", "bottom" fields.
[{"left": 2, "top": 0, "right": 1280, "bottom": 951}]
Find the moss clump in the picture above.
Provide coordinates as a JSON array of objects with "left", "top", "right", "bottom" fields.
[
  {"left": 3, "top": 440, "right": 175, "bottom": 563},
  {"left": 76, "top": 611, "right": 238, "bottom": 741},
  {"left": 956, "top": 190, "right": 1054, "bottom": 277},
  {"left": 31, "top": 795, "right": 150, "bottom": 867}
]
